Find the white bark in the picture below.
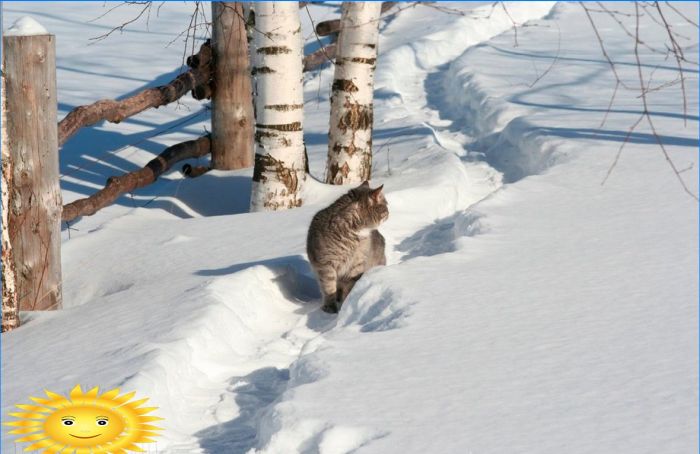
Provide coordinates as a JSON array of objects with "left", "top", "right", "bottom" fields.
[
  {"left": 326, "top": 2, "right": 382, "bottom": 185},
  {"left": 1, "top": 64, "right": 20, "bottom": 332},
  {"left": 250, "top": 2, "right": 306, "bottom": 211}
]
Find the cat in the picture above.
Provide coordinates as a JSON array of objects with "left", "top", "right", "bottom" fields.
[{"left": 307, "top": 181, "right": 389, "bottom": 313}]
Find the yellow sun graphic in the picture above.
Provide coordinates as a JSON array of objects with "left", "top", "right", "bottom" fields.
[{"left": 4, "top": 384, "right": 163, "bottom": 453}]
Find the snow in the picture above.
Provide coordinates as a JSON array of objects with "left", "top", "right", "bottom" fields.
[
  {"left": 2, "top": 2, "right": 698, "bottom": 454},
  {"left": 4, "top": 16, "right": 48, "bottom": 36}
]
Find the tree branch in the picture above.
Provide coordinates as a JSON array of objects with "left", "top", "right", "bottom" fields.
[
  {"left": 62, "top": 135, "right": 211, "bottom": 221},
  {"left": 58, "top": 40, "right": 213, "bottom": 146},
  {"left": 303, "top": 43, "right": 337, "bottom": 71}
]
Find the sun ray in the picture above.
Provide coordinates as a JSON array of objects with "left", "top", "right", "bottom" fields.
[
  {"left": 123, "top": 398, "right": 149, "bottom": 408},
  {"left": 112, "top": 391, "right": 136, "bottom": 405},
  {"left": 8, "top": 427, "right": 42, "bottom": 435},
  {"left": 9, "top": 412, "right": 49, "bottom": 420},
  {"left": 4, "top": 420, "right": 42, "bottom": 427},
  {"left": 16, "top": 433, "right": 50, "bottom": 443},
  {"left": 136, "top": 416, "right": 163, "bottom": 422},
  {"left": 44, "top": 390, "right": 71, "bottom": 406},
  {"left": 29, "top": 397, "right": 65, "bottom": 408},
  {"left": 39, "top": 447, "right": 63, "bottom": 454},
  {"left": 16, "top": 405, "right": 52, "bottom": 413},
  {"left": 24, "top": 438, "right": 55, "bottom": 450},
  {"left": 132, "top": 407, "right": 158, "bottom": 416},
  {"left": 98, "top": 388, "right": 120, "bottom": 401}
]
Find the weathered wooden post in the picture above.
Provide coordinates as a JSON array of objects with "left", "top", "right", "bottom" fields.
[
  {"left": 3, "top": 18, "right": 62, "bottom": 311},
  {"left": 211, "top": 2, "right": 254, "bottom": 169}
]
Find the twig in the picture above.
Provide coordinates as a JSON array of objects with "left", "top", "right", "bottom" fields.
[
  {"left": 89, "top": 2, "right": 152, "bottom": 43},
  {"left": 528, "top": 22, "right": 561, "bottom": 87},
  {"left": 500, "top": 2, "right": 519, "bottom": 47},
  {"left": 601, "top": 113, "right": 643, "bottom": 185},
  {"left": 580, "top": 2, "right": 632, "bottom": 90},
  {"left": 664, "top": 1, "right": 699, "bottom": 28},
  {"left": 304, "top": 4, "right": 335, "bottom": 68},
  {"left": 653, "top": 1, "right": 688, "bottom": 125},
  {"left": 632, "top": 3, "right": 697, "bottom": 200}
]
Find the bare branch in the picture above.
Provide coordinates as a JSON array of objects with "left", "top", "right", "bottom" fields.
[
  {"left": 62, "top": 135, "right": 211, "bottom": 221},
  {"left": 181, "top": 163, "right": 210, "bottom": 178},
  {"left": 58, "top": 40, "right": 212, "bottom": 146},
  {"left": 303, "top": 43, "right": 337, "bottom": 71}
]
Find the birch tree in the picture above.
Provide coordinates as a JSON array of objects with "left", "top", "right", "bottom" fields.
[
  {"left": 326, "top": 2, "right": 382, "bottom": 185},
  {"left": 2, "top": 68, "right": 20, "bottom": 332},
  {"left": 250, "top": 2, "right": 306, "bottom": 211}
]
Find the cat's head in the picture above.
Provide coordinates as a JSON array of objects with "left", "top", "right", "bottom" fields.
[{"left": 349, "top": 181, "right": 389, "bottom": 229}]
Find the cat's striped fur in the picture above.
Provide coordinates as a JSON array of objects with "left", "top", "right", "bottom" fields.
[{"left": 307, "top": 181, "right": 388, "bottom": 313}]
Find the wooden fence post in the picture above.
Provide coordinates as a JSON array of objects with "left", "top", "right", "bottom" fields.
[
  {"left": 211, "top": 2, "right": 254, "bottom": 170},
  {"left": 3, "top": 32, "right": 62, "bottom": 311}
]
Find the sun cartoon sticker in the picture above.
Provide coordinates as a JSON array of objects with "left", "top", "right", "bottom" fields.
[{"left": 4, "top": 385, "right": 163, "bottom": 453}]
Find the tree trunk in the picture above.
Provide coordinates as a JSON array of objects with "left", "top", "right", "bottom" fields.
[
  {"left": 326, "top": 2, "right": 382, "bottom": 185},
  {"left": 3, "top": 34, "right": 62, "bottom": 311},
  {"left": 315, "top": 2, "right": 396, "bottom": 37},
  {"left": 250, "top": 2, "right": 306, "bottom": 211},
  {"left": 211, "top": 2, "right": 254, "bottom": 169},
  {"left": 1, "top": 60, "right": 20, "bottom": 332}
]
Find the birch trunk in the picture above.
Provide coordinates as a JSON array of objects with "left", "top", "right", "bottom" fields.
[
  {"left": 250, "top": 2, "right": 306, "bottom": 211},
  {"left": 1, "top": 62, "right": 20, "bottom": 332},
  {"left": 326, "top": 2, "right": 382, "bottom": 185}
]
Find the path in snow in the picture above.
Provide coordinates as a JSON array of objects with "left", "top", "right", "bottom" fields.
[
  {"left": 182, "top": 4, "right": 558, "bottom": 453},
  {"left": 0, "top": 3, "right": 560, "bottom": 453}
]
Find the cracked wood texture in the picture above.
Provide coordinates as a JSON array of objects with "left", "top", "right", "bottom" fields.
[
  {"left": 326, "top": 2, "right": 382, "bottom": 185},
  {"left": 211, "top": 2, "right": 254, "bottom": 169},
  {"left": 4, "top": 34, "right": 62, "bottom": 311},
  {"left": 250, "top": 2, "right": 307, "bottom": 211}
]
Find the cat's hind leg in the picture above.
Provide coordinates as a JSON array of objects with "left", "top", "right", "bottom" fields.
[
  {"left": 317, "top": 267, "right": 340, "bottom": 313},
  {"left": 337, "top": 275, "right": 362, "bottom": 307}
]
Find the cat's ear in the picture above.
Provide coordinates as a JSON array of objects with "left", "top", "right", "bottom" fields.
[
  {"left": 370, "top": 185, "right": 384, "bottom": 202},
  {"left": 359, "top": 180, "right": 370, "bottom": 189}
]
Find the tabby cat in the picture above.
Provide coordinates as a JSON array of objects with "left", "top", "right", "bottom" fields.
[{"left": 307, "top": 181, "right": 389, "bottom": 313}]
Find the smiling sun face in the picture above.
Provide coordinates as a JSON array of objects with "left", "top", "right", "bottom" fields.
[
  {"left": 4, "top": 385, "right": 163, "bottom": 453},
  {"left": 44, "top": 405, "right": 125, "bottom": 447}
]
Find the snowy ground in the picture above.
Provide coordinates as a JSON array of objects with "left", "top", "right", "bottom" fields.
[{"left": 2, "top": 2, "right": 698, "bottom": 453}]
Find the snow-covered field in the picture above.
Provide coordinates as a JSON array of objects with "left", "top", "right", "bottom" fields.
[{"left": 2, "top": 2, "right": 698, "bottom": 453}]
